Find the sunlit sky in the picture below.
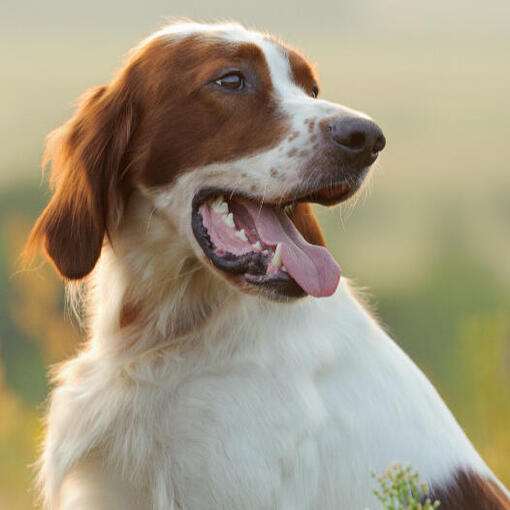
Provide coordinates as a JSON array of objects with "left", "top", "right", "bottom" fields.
[{"left": 2, "top": 0, "right": 510, "bottom": 38}]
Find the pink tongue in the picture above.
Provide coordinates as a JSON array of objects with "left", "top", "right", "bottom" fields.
[{"left": 241, "top": 200, "right": 341, "bottom": 297}]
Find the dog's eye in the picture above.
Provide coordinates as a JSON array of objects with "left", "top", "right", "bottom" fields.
[
  {"left": 215, "top": 72, "right": 245, "bottom": 91},
  {"left": 311, "top": 85, "right": 319, "bottom": 98}
]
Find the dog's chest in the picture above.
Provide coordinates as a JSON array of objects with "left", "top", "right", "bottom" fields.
[
  {"left": 46, "top": 292, "right": 495, "bottom": 510},
  {"left": 163, "top": 362, "right": 331, "bottom": 509},
  {"left": 144, "top": 298, "right": 378, "bottom": 509}
]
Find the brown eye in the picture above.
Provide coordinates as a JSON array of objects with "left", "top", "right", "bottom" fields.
[
  {"left": 215, "top": 72, "right": 245, "bottom": 90},
  {"left": 311, "top": 85, "right": 319, "bottom": 98}
]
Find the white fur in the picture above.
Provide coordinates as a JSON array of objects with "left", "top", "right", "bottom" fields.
[
  {"left": 38, "top": 23, "right": 506, "bottom": 510},
  {"left": 40, "top": 257, "right": 495, "bottom": 509}
]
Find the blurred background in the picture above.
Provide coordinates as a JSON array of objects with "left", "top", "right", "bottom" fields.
[{"left": 1, "top": 0, "right": 509, "bottom": 507}]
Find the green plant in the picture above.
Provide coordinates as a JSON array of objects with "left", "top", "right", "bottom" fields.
[{"left": 372, "top": 463, "right": 440, "bottom": 510}]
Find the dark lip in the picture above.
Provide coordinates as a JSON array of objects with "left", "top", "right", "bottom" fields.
[
  {"left": 294, "top": 181, "right": 354, "bottom": 206},
  {"left": 191, "top": 180, "right": 354, "bottom": 298}
]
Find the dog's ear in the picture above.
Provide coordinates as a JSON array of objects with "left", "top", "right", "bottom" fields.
[
  {"left": 288, "top": 203, "right": 326, "bottom": 247},
  {"left": 25, "top": 82, "right": 136, "bottom": 280}
]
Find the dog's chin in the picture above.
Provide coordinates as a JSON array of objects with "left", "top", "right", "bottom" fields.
[
  {"left": 202, "top": 268, "right": 307, "bottom": 302},
  {"left": 191, "top": 183, "right": 356, "bottom": 301}
]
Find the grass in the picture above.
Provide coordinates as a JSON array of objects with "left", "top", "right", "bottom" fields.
[{"left": 373, "top": 464, "right": 440, "bottom": 510}]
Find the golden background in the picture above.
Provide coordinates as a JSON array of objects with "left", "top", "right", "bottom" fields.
[{"left": 0, "top": 0, "right": 509, "bottom": 507}]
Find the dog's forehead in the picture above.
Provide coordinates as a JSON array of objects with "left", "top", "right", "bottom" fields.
[{"left": 148, "top": 23, "right": 316, "bottom": 95}]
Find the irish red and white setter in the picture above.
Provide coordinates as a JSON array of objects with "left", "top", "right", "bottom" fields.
[{"left": 26, "top": 22, "right": 509, "bottom": 510}]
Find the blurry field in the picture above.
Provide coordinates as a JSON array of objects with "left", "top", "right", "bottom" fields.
[{"left": 1, "top": 27, "right": 509, "bottom": 510}]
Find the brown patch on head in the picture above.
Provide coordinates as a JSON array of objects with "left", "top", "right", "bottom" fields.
[
  {"left": 288, "top": 203, "right": 325, "bottom": 247},
  {"left": 269, "top": 168, "right": 279, "bottom": 177},
  {"left": 430, "top": 470, "right": 510, "bottom": 509},
  {"left": 310, "top": 134, "right": 317, "bottom": 142},
  {"left": 299, "top": 150, "right": 309, "bottom": 158},
  {"left": 133, "top": 35, "right": 288, "bottom": 187},
  {"left": 307, "top": 120, "right": 316, "bottom": 133},
  {"left": 287, "top": 49, "right": 318, "bottom": 97},
  {"left": 25, "top": 28, "right": 291, "bottom": 280},
  {"left": 287, "top": 148, "right": 298, "bottom": 157}
]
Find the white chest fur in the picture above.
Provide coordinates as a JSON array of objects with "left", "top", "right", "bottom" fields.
[{"left": 44, "top": 282, "right": 490, "bottom": 510}]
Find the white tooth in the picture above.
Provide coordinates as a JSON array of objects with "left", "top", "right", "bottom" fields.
[
  {"left": 262, "top": 249, "right": 269, "bottom": 255},
  {"left": 252, "top": 241, "right": 262, "bottom": 251},
  {"left": 222, "top": 212, "right": 235, "bottom": 228},
  {"left": 235, "top": 229, "right": 248, "bottom": 241},
  {"left": 212, "top": 196, "right": 228, "bottom": 213},
  {"left": 281, "top": 265, "right": 287, "bottom": 273},
  {"left": 271, "top": 243, "right": 282, "bottom": 267},
  {"left": 283, "top": 204, "right": 294, "bottom": 215}
]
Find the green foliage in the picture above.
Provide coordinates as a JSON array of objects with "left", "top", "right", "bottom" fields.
[{"left": 372, "top": 464, "right": 440, "bottom": 510}]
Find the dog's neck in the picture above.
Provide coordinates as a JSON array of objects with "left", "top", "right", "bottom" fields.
[{"left": 85, "top": 194, "right": 248, "bottom": 357}]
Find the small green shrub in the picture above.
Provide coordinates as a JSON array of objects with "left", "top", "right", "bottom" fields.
[{"left": 372, "top": 463, "right": 440, "bottom": 510}]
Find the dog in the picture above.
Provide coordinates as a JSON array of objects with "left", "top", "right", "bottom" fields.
[{"left": 26, "top": 22, "right": 510, "bottom": 510}]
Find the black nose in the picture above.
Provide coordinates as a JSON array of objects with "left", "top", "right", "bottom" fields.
[{"left": 328, "top": 117, "right": 386, "bottom": 165}]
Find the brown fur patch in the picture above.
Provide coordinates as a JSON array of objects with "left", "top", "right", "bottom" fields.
[
  {"left": 132, "top": 36, "right": 288, "bottom": 187},
  {"left": 24, "top": 75, "right": 137, "bottom": 279},
  {"left": 287, "top": 148, "right": 298, "bottom": 157},
  {"left": 287, "top": 49, "right": 318, "bottom": 96},
  {"left": 25, "top": 31, "right": 290, "bottom": 280},
  {"left": 430, "top": 470, "right": 510, "bottom": 510},
  {"left": 119, "top": 301, "right": 142, "bottom": 329}
]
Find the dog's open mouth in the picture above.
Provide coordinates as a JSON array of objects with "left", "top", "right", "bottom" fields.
[{"left": 192, "top": 183, "right": 352, "bottom": 298}]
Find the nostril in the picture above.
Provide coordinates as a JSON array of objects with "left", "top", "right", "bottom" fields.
[
  {"left": 329, "top": 117, "right": 386, "bottom": 158},
  {"left": 329, "top": 118, "right": 371, "bottom": 153},
  {"left": 343, "top": 131, "right": 366, "bottom": 151}
]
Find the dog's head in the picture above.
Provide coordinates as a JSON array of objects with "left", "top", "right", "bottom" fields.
[{"left": 27, "top": 22, "right": 385, "bottom": 302}]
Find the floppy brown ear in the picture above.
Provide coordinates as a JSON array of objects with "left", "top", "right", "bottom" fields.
[
  {"left": 25, "top": 82, "right": 136, "bottom": 280},
  {"left": 288, "top": 203, "right": 326, "bottom": 247}
]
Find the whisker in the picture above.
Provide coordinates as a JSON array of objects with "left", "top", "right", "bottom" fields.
[{"left": 146, "top": 207, "right": 157, "bottom": 232}]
